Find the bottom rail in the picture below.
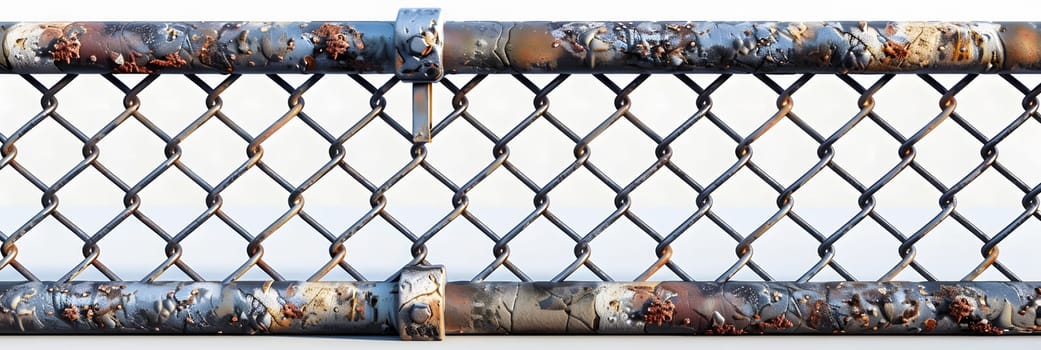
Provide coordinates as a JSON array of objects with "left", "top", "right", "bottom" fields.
[{"left": 0, "top": 272, "right": 1037, "bottom": 339}]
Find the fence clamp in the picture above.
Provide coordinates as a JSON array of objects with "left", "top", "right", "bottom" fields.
[
  {"left": 395, "top": 8, "right": 443, "bottom": 143},
  {"left": 397, "top": 265, "right": 446, "bottom": 341}
]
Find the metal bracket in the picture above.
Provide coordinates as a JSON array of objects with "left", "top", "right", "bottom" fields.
[
  {"left": 395, "top": 8, "right": 443, "bottom": 143},
  {"left": 397, "top": 265, "right": 446, "bottom": 341},
  {"left": 395, "top": 8, "right": 444, "bottom": 82}
]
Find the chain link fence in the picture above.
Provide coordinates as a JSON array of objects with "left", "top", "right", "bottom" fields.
[
  {"left": 3, "top": 18, "right": 1041, "bottom": 337},
  {"left": 2, "top": 70, "right": 1039, "bottom": 285}
]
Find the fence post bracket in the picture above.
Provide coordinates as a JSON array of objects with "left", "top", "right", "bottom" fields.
[
  {"left": 395, "top": 8, "right": 443, "bottom": 143},
  {"left": 397, "top": 265, "right": 446, "bottom": 341}
]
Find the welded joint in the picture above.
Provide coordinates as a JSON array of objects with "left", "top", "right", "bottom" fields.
[
  {"left": 395, "top": 8, "right": 442, "bottom": 143},
  {"left": 397, "top": 265, "right": 446, "bottom": 341}
]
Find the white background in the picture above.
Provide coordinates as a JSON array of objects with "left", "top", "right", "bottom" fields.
[{"left": 1, "top": 0, "right": 1040, "bottom": 348}]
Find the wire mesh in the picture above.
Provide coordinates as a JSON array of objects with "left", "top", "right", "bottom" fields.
[{"left": 0, "top": 72, "right": 1039, "bottom": 284}]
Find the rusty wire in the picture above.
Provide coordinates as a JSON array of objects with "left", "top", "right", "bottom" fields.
[{"left": 0, "top": 72, "right": 1040, "bottom": 283}]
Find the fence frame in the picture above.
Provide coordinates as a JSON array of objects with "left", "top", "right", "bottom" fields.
[{"left": 1, "top": 9, "right": 1041, "bottom": 339}]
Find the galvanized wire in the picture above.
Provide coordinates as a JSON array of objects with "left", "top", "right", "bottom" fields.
[{"left": 0, "top": 73, "right": 1040, "bottom": 283}]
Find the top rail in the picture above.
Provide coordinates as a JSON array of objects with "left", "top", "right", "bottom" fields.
[{"left": 1, "top": 20, "right": 1039, "bottom": 75}]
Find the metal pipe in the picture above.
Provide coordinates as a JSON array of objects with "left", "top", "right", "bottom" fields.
[
  {"left": 1, "top": 21, "right": 1041, "bottom": 74},
  {"left": 445, "top": 281, "right": 1041, "bottom": 335},
  {"left": 1, "top": 280, "right": 1040, "bottom": 335},
  {"left": 0, "top": 281, "right": 397, "bottom": 334}
]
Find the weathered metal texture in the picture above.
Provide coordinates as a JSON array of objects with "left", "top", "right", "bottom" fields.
[
  {"left": 397, "top": 265, "right": 446, "bottom": 340},
  {"left": 1, "top": 280, "right": 1041, "bottom": 335},
  {"left": 449, "top": 21, "right": 1015, "bottom": 74},
  {"left": 0, "top": 281, "right": 396, "bottom": 334},
  {"left": 2, "top": 21, "right": 1041, "bottom": 74},
  {"left": 0, "top": 22, "right": 395, "bottom": 74},
  {"left": 446, "top": 281, "right": 1041, "bottom": 335}
]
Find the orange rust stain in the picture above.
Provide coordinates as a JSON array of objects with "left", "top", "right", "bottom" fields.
[
  {"left": 61, "top": 305, "right": 80, "bottom": 321},
  {"left": 148, "top": 53, "right": 187, "bottom": 68},
  {"left": 807, "top": 299, "right": 827, "bottom": 329},
  {"left": 759, "top": 314, "right": 794, "bottom": 331},
  {"left": 314, "top": 23, "right": 350, "bottom": 60},
  {"left": 315, "top": 23, "right": 341, "bottom": 38},
  {"left": 705, "top": 323, "right": 745, "bottom": 335},
  {"left": 950, "top": 31, "right": 972, "bottom": 62},
  {"left": 924, "top": 318, "right": 937, "bottom": 332},
  {"left": 642, "top": 298, "right": 675, "bottom": 326},
  {"left": 948, "top": 296, "right": 974, "bottom": 323},
  {"left": 883, "top": 41, "right": 908, "bottom": 59},
  {"left": 113, "top": 52, "right": 153, "bottom": 73},
  {"left": 969, "top": 321, "right": 1004, "bottom": 335},
  {"left": 506, "top": 25, "right": 564, "bottom": 70},
  {"left": 282, "top": 302, "right": 303, "bottom": 319},
  {"left": 1003, "top": 24, "right": 1041, "bottom": 68},
  {"left": 51, "top": 35, "right": 81, "bottom": 64}
]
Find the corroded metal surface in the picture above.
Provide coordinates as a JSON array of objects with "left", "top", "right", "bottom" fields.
[
  {"left": 0, "top": 281, "right": 396, "bottom": 334},
  {"left": 1, "top": 281, "right": 1041, "bottom": 335},
  {"left": 2, "top": 21, "right": 1041, "bottom": 73},
  {"left": 0, "top": 22, "right": 395, "bottom": 74},
  {"left": 446, "top": 281, "right": 1041, "bottom": 335}
]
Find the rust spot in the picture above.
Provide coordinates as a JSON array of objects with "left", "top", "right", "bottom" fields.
[
  {"left": 882, "top": 40, "right": 909, "bottom": 60},
  {"left": 303, "top": 56, "right": 316, "bottom": 70},
  {"left": 199, "top": 36, "right": 215, "bottom": 61},
  {"left": 61, "top": 305, "right": 79, "bottom": 322},
  {"left": 314, "top": 23, "right": 350, "bottom": 60},
  {"left": 642, "top": 298, "right": 675, "bottom": 326},
  {"left": 37, "top": 26, "right": 64, "bottom": 49},
  {"left": 843, "top": 294, "right": 869, "bottom": 327},
  {"left": 807, "top": 299, "right": 828, "bottom": 328},
  {"left": 282, "top": 302, "right": 303, "bottom": 319},
  {"left": 1002, "top": 24, "right": 1041, "bottom": 69},
  {"left": 948, "top": 296, "right": 974, "bottom": 323},
  {"left": 113, "top": 52, "right": 153, "bottom": 73},
  {"left": 759, "top": 314, "right": 794, "bottom": 331},
  {"left": 923, "top": 318, "right": 937, "bottom": 332},
  {"left": 706, "top": 323, "right": 744, "bottom": 335},
  {"left": 148, "top": 53, "right": 187, "bottom": 68},
  {"left": 50, "top": 35, "right": 81, "bottom": 64},
  {"left": 969, "top": 321, "right": 1004, "bottom": 335},
  {"left": 949, "top": 31, "right": 972, "bottom": 62},
  {"left": 326, "top": 35, "right": 350, "bottom": 60},
  {"left": 315, "top": 23, "right": 341, "bottom": 38}
]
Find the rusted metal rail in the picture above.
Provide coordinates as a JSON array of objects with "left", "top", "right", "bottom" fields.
[
  {"left": 2, "top": 8, "right": 1041, "bottom": 341},
  {"left": 1, "top": 20, "right": 1040, "bottom": 74},
  {"left": 3, "top": 277, "right": 1040, "bottom": 336}
]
